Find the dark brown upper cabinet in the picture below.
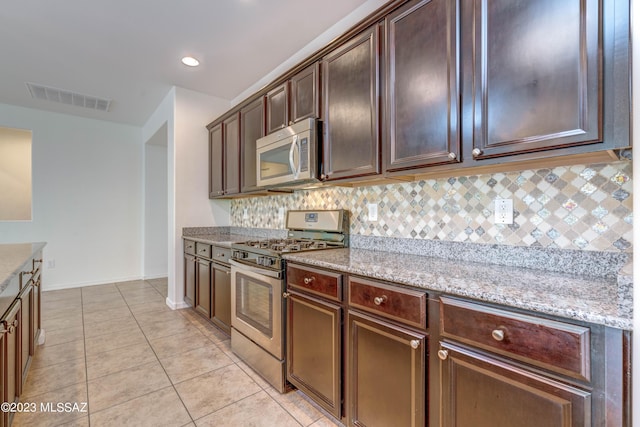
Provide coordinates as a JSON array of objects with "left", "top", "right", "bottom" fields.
[
  {"left": 466, "top": 0, "right": 601, "bottom": 160},
  {"left": 209, "top": 123, "right": 223, "bottom": 198},
  {"left": 384, "top": 0, "right": 461, "bottom": 174},
  {"left": 321, "top": 24, "right": 381, "bottom": 181},
  {"left": 290, "top": 63, "right": 320, "bottom": 124},
  {"left": 240, "top": 97, "right": 265, "bottom": 193},
  {"left": 222, "top": 113, "right": 240, "bottom": 195},
  {"left": 209, "top": 113, "right": 240, "bottom": 198},
  {"left": 266, "top": 83, "right": 289, "bottom": 134}
]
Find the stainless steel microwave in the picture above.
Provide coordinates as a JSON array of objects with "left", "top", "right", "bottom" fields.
[{"left": 256, "top": 118, "right": 319, "bottom": 188}]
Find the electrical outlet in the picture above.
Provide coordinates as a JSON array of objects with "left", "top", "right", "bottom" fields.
[
  {"left": 243, "top": 208, "right": 248, "bottom": 220},
  {"left": 47, "top": 259, "right": 56, "bottom": 269},
  {"left": 367, "top": 203, "right": 378, "bottom": 221},
  {"left": 494, "top": 198, "right": 513, "bottom": 224},
  {"left": 278, "top": 207, "right": 285, "bottom": 222}
]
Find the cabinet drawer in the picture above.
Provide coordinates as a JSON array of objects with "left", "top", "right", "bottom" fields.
[
  {"left": 287, "top": 264, "right": 343, "bottom": 302},
  {"left": 211, "top": 246, "right": 231, "bottom": 264},
  {"left": 440, "top": 296, "right": 591, "bottom": 381},
  {"left": 184, "top": 240, "right": 196, "bottom": 255},
  {"left": 195, "top": 242, "right": 212, "bottom": 259},
  {"left": 348, "top": 277, "right": 427, "bottom": 329}
]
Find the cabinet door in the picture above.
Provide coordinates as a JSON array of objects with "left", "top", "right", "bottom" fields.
[
  {"left": 286, "top": 291, "right": 342, "bottom": 419},
  {"left": 211, "top": 263, "right": 231, "bottom": 334},
  {"left": 184, "top": 254, "right": 196, "bottom": 307},
  {"left": 467, "top": 0, "right": 601, "bottom": 159},
  {"left": 196, "top": 258, "right": 211, "bottom": 318},
  {"left": 240, "top": 98, "right": 265, "bottom": 193},
  {"left": 322, "top": 25, "right": 380, "bottom": 181},
  {"left": 266, "top": 83, "right": 289, "bottom": 134},
  {"left": 32, "top": 269, "right": 41, "bottom": 349},
  {"left": 439, "top": 342, "right": 591, "bottom": 427},
  {"left": 291, "top": 63, "right": 320, "bottom": 124},
  {"left": 385, "top": 0, "right": 460, "bottom": 172},
  {"left": 348, "top": 310, "right": 426, "bottom": 427},
  {"left": 223, "top": 113, "right": 240, "bottom": 195},
  {"left": 18, "top": 283, "right": 32, "bottom": 386},
  {"left": 2, "top": 301, "right": 21, "bottom": 415},
  {"left": 209, "top": 123, "right": 224, "bottom": 198}
]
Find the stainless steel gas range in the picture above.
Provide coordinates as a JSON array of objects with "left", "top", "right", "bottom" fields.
[{"left": 229, "top": 210, "right": 347, "bottom": 393}]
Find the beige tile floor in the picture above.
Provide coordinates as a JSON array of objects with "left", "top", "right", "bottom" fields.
[{"left": 14, "top": 278, "right": 343, "bottom": 427}]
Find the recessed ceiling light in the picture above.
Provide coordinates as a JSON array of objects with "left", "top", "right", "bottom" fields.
[{"left": 181, "top": 56, "right": 200, "bottom": 67}]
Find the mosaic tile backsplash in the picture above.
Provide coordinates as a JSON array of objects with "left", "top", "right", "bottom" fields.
[{"left": 230, "top": 161, "right": 633, "bottom": 253}]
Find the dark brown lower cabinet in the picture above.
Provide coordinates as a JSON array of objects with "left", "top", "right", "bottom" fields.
[
  {"left": 348, "top": 310, "right": 426, "bottom": 427},
  {"left": 184, "top": 253, "right": 196, "bottom": 307},
  {"left": 439, "top": 342, "right": 590, "bottom": 427},
  {"left": 211, "top": 262, "right": 231, "bottom": 334},
  {"left": 196, "top": 258, "right": 211, "bottom": 317},
  {"left": 18, "top": 283, "right": 32, "bottom": 386},
  {"left": 32, "top": 269, "right": 41, "bottom": 349},
  {"left": 286, "top": 290, "right": 342, "bottom": 419},
  {"left": 2, "top": 301, "right": 21, "bottom": 427}
]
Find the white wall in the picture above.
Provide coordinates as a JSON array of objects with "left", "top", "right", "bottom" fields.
[
  {"left": 170, "top": 87, "right": 230, "bottom": 307},
  {"left": 0, "top": 103, "right": 143, "bottom": 289},
  {"left": 144, "top": 123, "right": 168, "bottom": 279},
  {"left": 141, "top": 87, "right": 230, "bottom": 309}
]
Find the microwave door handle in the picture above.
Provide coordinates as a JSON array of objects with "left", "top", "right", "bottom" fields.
[{"left": 289, "top": 135, "right": 300, "bottom": 179}]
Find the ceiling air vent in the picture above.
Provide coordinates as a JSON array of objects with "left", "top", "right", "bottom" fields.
[{"left": 26, "top": 82, "right": 111, "bottom": 112}]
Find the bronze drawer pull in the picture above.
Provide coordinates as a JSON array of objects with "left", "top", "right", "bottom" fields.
[
  {"left": 410, "top": 340, "right": 420, "bottom": 349},
  {"left": 373, "top": 295, "right": 387, "bottom": 306},
  {"left": 437, "top": 349, "right": 449, "bottom": 360},
  {"left": 303, "top": 276, "right": 315, "bottom": 285},
  {"left": 491, "top": 329, "right": 505, "bottom": 342}
]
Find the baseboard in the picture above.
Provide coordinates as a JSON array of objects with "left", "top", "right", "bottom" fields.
[
  {"left": 144, "top": 274, "right": 168, "bottom": 280},
  {"left": 41, "top": 275, "right": 146, "bottom": 291},
  {"left": 166, "top": 297, "right": 190, "bottom": 310}
]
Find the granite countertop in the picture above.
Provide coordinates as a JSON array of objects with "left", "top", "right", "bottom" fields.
[
  {"left": 0, "top": 242, "right": 47, "bottom": 317},
  {"left": 283, "top": 248, "right": 633, "bottom": 330},
  {"left": 183, "top": 233, "right": 252, "bottom": 248}
]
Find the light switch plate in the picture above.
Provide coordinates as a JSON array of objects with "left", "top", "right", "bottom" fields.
[
  {"left": 367, "top": 203, "right": 378, "bottom": 221},
  {"left": 495, "top": 198, "right": 513, "bottom": 224}
]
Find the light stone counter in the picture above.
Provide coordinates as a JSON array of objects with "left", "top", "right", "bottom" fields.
[
  {"left": 0, "top": 242, "right": 46, "bottom": 317},
  {"left": 283, "top": 248, "right": 632, "bottom": 330}
]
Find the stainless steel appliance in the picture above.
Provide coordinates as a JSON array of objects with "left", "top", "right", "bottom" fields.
[
  {"left": 256, "top": 118, "right": 319, "bottom": 188},
  {"left": 229, "top": 210, "right": 347, "bottom": 393}
]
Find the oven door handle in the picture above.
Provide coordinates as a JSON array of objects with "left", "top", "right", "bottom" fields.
[{"left": 229, "top": 259, "right": 282, "bottom": 279}]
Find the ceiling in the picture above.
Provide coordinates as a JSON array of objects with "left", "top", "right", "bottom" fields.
[{"left": 0, "top": 0, "right": 374, "bottom": 126}]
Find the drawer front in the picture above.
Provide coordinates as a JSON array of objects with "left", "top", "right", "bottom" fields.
[
  {"left": 212, "top": 246, "right": 231, "bottom": 264},
  {"left": 195, "top": 242, "right": 212, "bottom": 259},
  {"left": 184, "top": 240, "right": 196, "bottom": 255},
  {"left": 348, "top": 277, "right": 427, "bottom": 329},
  {"left": 287, "top": 264, "right": 343, "bottom": 302},
  {"left": 440, "top": 296, "right": 590, "bottom": 381}
]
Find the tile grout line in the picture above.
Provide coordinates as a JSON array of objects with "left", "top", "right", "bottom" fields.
[{"left": 117, "top": 280, "right": 197, "bottom": 425}]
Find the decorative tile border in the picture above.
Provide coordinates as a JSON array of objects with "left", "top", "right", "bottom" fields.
[{"left": 230, "top": 161, "right": 632, "bottom": 253}]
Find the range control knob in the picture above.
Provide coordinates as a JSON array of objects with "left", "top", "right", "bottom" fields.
[{"left": 234, "top": 251, "right": 248, "bottom": 259}]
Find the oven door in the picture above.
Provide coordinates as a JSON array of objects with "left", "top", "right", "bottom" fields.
[{"left": 230, "top": 260, "right": 284, "bottom": 360}]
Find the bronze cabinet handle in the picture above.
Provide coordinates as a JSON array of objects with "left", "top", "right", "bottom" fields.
[
  {"left": 491, "top": 329, "right": 505, "bottom": 341},
  {"left": 373, "top": 295, "right": 387, "bottom": 306}
]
